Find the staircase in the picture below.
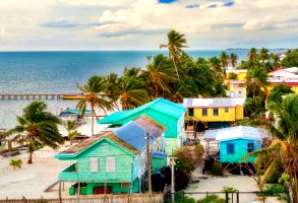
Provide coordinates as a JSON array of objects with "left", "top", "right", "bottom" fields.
[{"left": 44, "top": 180, "right": 59, "bottom": 192}]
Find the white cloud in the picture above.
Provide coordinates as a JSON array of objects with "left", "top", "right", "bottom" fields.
[
  {"left": 0, "top": 28, "right": 5, "bottom": 39},
  {"left": 0, "top": 0, "right": 297, "bottom": 50}
]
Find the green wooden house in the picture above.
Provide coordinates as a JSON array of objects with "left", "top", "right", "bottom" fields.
[
  {"left": 55, "top": 115, "right": 167, "bottom": 195},
  {"left": 98, "top": 98, "right": 187, "bottom": 154}
]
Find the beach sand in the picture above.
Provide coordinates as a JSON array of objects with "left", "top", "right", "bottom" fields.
[
  {"left": 0, "top": 147, "right": 68, "bottom": 199},
  {"left": 0, "top": 121, "right": 108, "bottom": 199},
  {"left": 184, "top": 167, "right": 285, "bottom": 203}
]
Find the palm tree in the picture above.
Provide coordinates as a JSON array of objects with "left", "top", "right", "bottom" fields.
[
  {"left": 64, "top": 120, "right": 80, "bottom": 145},
  {"left": 229, "top": 53, "right": 238, "bottom": 68},
  {"left": 123, "top": 67, "right": 142, "bottom": 78},
  {"left": 141, "top": 54, "right": 174, "bottom": 99},
  {"left": 160, "top": 30, "right": 187, "bottom": 80},
  {"left": 118, "top": 75, "right": 149, "bottom": 110},
  {"left": 9, "top": 159, "right": 22, "bottom": 170},
  {"left": 209, "top": 57, "right": 224, "bottom": 82},
  {"left": 7, "top": 101, "right": 64, "bottom": 164},
  {"left": 103, "top": 73, "right": 121, "bottom": 110},
  {"left": 267, "top": 84, "right": 294, "bottom": 105},
  {"left": 246, "top": 94, "right": 298, "bottom": 203},
  {"left": 248, "top": 48, "right": 258, "bottom": 62},
  {"left": 245, "top": 67, "right": 268, "bottom": 97},
  {"left": 270, "top": 54, "right": 282, "bottom": 70},
  {"left": 259, "top": 48, "right": 269, "bottom": 62},
  {"left": 76, "top": 76, "right": 111, "bottom": 136},
  {"left": 220, "top": 51, "right": 229, "bottom": 75}
]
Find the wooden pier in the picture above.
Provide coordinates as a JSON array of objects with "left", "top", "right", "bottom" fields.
[{"left": 0, "top": 93, "right": 85, "bottom": 101}]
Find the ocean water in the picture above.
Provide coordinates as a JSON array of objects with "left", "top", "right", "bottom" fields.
[{"left": 0, "top": 50, "right": 249, "bottom": 128}]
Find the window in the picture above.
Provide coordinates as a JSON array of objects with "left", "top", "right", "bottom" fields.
[
  {"left": 238, "top": 91, "right": 242, "bottom": 98},
  {"left": 188, "top": 108, "right": 194, "bottom": 117},
  {"left": 224, "top": 107, "right": 229, "bottom": 113},
  {"left": 230, "top": 91, "right": 235, "bottom": 98},
  {"left": 106, "top": 157, "right": 116, "bottom": 172},
  {"left": 90, "top": 158, "right": 99, "bottom": 172},
  {"left": 227, "top": 143, "right": 234, "bottom": 154},
  {"left": 213, "top": 108, "right": 219, "bottom": 116},
  {"left": 202, "top": 108, "right": 208, "bottom": 116},
  {"left": 247, "top": 143, "right": 254, "bottom": 153}
]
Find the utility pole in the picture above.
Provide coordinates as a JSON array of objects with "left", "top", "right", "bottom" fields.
[
  {"left": 169, "top": 157, "right": 176, "bottom": 203},
  {"left": 146, "top": 133, "right": 152, "bottom": 196}
]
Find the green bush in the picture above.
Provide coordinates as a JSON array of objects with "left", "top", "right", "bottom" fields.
[
  {"left": 165, "top": 192, "right": 195, "bottom": 203},
  {"left": 262, "top": 184, "right": 284, "bottom": 196},
  {"left": 197, "top": 195, "right": 225, "bottom": 203},
  {"left": 194, "top": 144, "right": 205, "bottom": 160},
  {"left": 9, "top": 159, "right": 23, "bottom": 170},
  {"left": 222, "top": 187, "right": 238, "bottom": 193},
  {"left": 210, "top": 161, "right": 223, "bottom": 176}
]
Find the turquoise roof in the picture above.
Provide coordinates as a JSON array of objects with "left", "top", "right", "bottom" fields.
[{"left": 98, "top": 98, "right": 186, "bottom": 124}]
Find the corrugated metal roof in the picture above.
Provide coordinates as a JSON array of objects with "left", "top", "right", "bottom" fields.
[
  {"left": 114, "top": 122, "right": 155, "bottom": 151},
  {"left": 56, "top": 131, "right": 139, "bottom": 159},
  {"left": 98, "top": 98, "right": 186, "bottom": 124},
  {"left": 133, "top": 115, "right": 166, "bottom": 138},
  {"left": 183, "top": 98, "right": 245, "bottom": 108},
  {"left": 56, "top": 115, "right": 166, "bottom": 159},
  {"left": 204, "top": 126, "right": 269, "bottom": 142}
]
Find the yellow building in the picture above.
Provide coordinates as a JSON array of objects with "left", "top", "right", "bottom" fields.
[
  {"left": 225, "top": 70, "right": 248, "bottom": 99},
  {"left": 226, "top": 81, "right": 247, "bottom": 99},
  {"left": 183, "top": 98, "right": 245, "bottom": 129}
]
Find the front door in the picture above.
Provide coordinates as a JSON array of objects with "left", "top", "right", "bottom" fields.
[{"left": 93, "top": 186, "right": 112, "bottom": 194}]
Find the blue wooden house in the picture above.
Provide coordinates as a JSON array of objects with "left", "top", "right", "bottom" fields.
[
  {"left": 98, "top": 98, "right": 187, "bottom": 154},
  {"left": 55, "top": 115, "right": 167, "bottom": 195},
  {"left": 204, "top": 126, "right": 265, "bottom": 163}
]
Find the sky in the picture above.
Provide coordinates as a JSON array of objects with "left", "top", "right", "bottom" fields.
[{"left": 0, "top": 0, "right": 297, "bottom": 51}]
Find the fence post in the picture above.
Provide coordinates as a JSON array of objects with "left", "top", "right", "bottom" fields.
[
  {"left": 225, "top": 192, "right": 229, "bottom": 203},
  {"left": 236, "top": 191, "right": 239, "bottom": 203}
]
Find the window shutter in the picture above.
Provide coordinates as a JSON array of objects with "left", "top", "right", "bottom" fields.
[
  {"left": 106, "top": 157, "right": 115, "bottom": 172},
  {"left": 90, "top": 158, "right": 98, "bottom": 172}
]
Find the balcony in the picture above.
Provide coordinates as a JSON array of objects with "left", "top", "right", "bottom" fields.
[{"left": 59, "top": 163, "right": 78, "bottom": 181}]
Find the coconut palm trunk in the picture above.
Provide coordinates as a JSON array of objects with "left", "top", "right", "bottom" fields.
[
  {"left": 91, "top": 105, "right": 95, "bottom": 136},
  {"left": 172, "top": 58, "right": 180, "bottom": 80},
  {"left": 28, "top": 151, "right": 33, "bottom": 164}
]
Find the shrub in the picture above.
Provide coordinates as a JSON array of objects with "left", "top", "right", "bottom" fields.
[
  {"left": 173, "top": 146, "right": 198, "bottom": 190},
  {"left": 197, "top": 195, "right": 225, "bottom": 203},
  {"left": 222, "top": 187, "right": 238, "bottom": 193},
  {"left": 9, "top": 159, "right": 23, "bottom": 170},
  {"left": 175, "top": 169, "right": 191, "bottom": 191},
  {"left": 194, "top": 144, "right": 205, "bottom": 162},
  {"left": 210, "top": 161, "right": 223, "bottom": 176},
  {"left": 174, "top": 146, "right": 195, "bottom": 173},
  {"left": 262, "top": 184, "right": 284, "bottom": 196}
]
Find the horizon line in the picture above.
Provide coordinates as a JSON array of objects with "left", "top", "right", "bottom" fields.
[{"left": 0, "top": 48, "right": 290, "bottom": 52}]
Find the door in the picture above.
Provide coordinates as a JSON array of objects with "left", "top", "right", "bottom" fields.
[{"left": 93, "top": 186, "right": 112, "bottom": 194}]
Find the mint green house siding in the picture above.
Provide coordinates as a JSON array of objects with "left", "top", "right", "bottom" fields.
[
  {"left": 219, "top": 139, "right": 261, "bottom": 163},
  {"left": 58, "top": 138, "right": 139, "bottom": 195},
  {"left": 56, "top": 115, "right": 168, "bottom": 196},
  {"left": 77, "top": 140, "right": 134, "bottom": 182},
  {"left": 152, "top": 157, "right": 167, "bottom": 173}
]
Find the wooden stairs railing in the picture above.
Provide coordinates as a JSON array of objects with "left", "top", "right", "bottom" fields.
[{"left": 44, "top": 180, "right": 59, "bottom": 192}]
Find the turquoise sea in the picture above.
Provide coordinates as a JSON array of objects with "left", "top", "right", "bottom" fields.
[{"left": 0, "top": 50, "right": 250, "bottom": 128}]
